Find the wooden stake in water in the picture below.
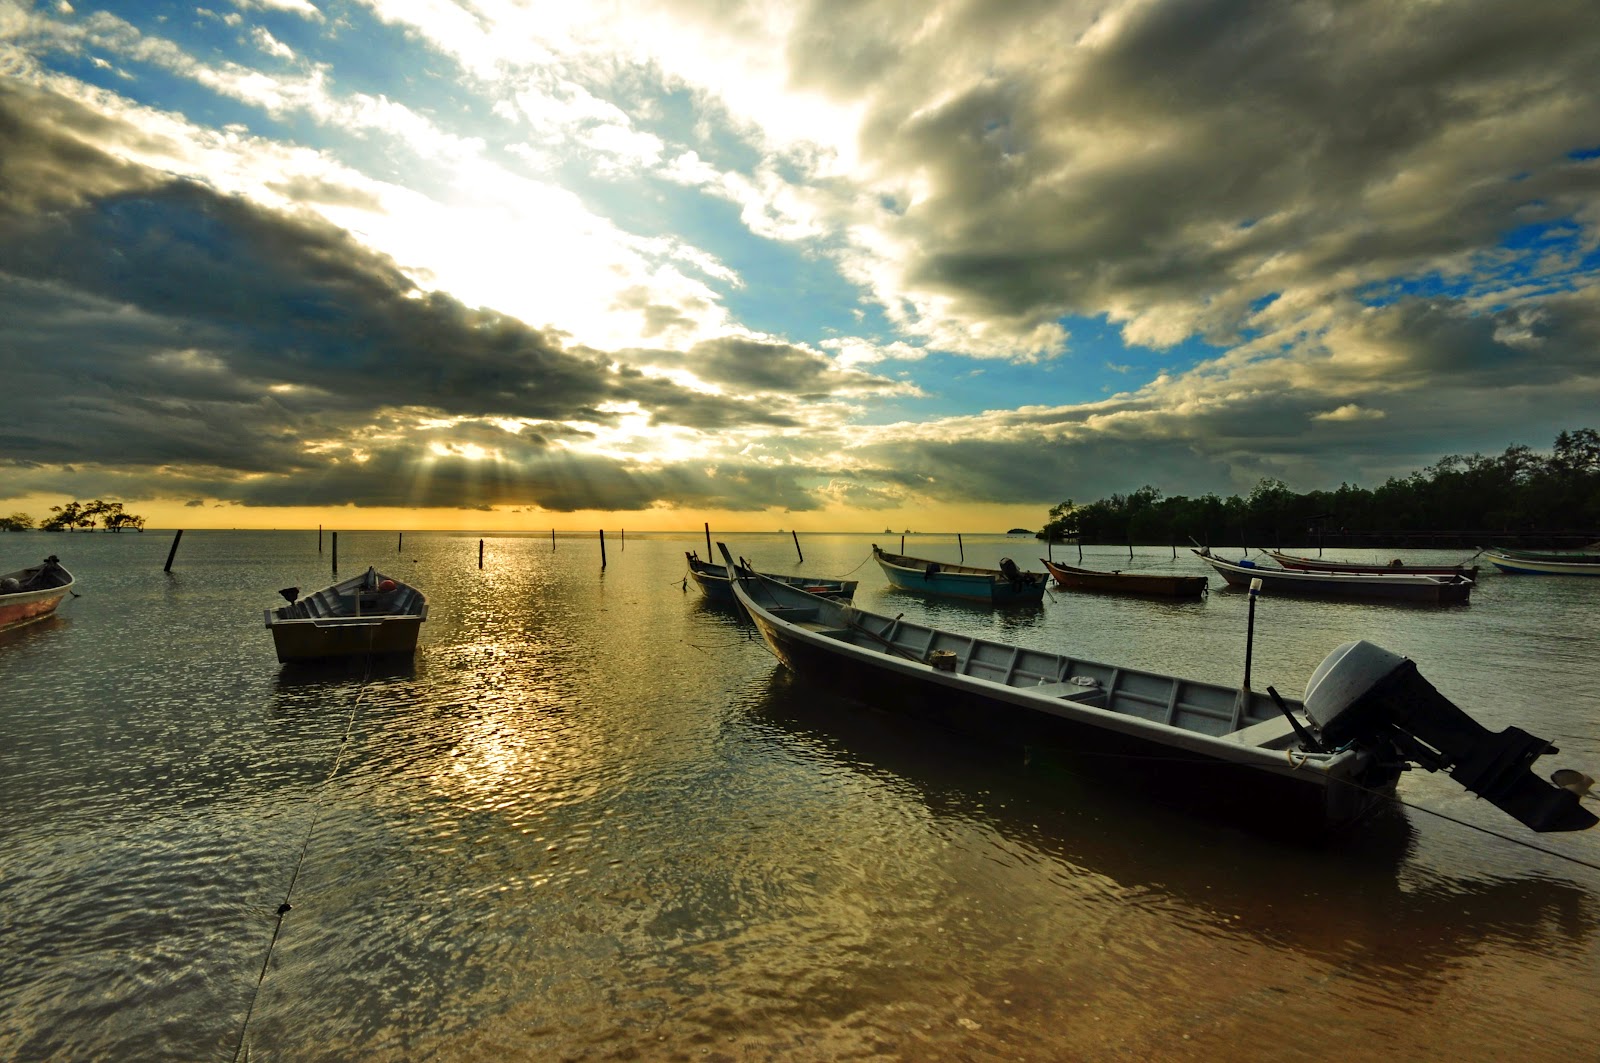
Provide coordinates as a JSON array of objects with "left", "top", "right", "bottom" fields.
[
  {"left": 599, "top": 529, "right": 607, "bottom": 568},
  {"left": 704, "top": 522, "right": 712, "bottom": 556},
  {"left": 792, "top": 530, "right": 803, "bottom": 562},
  {"left": 398, "top": 531, "right": 403, "bottom": 553},
  {"left": 957, "top": 533, "right": 964, "bottom": 562},
  {"left": 552, "top": 529, "right": 556, "bottom": 552},
  {"left": 478, "top": 539, "right": 484, "bottom": 569},
  {"left": 332, "top": 531, "right": 338, "bottom": 574},
  {"left": 163, "top": 529, "right": 183, "bottom": 572},
  {"left": 318, "top": 524, "right": 322, "bottom": 554}
]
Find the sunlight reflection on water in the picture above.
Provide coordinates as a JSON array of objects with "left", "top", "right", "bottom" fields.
[{"left": 0, "top": 531, "right": 1596, "bottom": 1060}]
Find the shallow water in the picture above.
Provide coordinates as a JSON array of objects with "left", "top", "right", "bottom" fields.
[{"left": 1, "top": 531, "right": 1597, "bottom": 1061}]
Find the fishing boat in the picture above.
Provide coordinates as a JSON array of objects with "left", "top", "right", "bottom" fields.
[
  {"left": 1265, "top": 549, "right": 1480, "bottom": 581},
  {"left": 1040, "top": 558, "right": 1209, "bottom": 599},
  {"left": 720, "top": 545, "right": 1594, "bottom": 835},
  {"left": 1483, "top": 549, "right": 1600, "bottom": 576},
  {"left": 0, "top": 555, "right": 74, "bottom": 631},
  {"left": 871, "top": 544, "right": 1046, "bottom": 606},
  {"left": 264, "top": 567, "right": 428, "bottom": 663},
  {"left": 1194, "top": 549, "right": 1472, "bottom": 603},
  {"left": 684, "top": 551, "right": 858, "bottom": 602}
]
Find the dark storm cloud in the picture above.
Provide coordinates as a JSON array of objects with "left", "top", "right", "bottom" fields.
[
  {"left": 0, "top": 81, "right": 840, "bottom": 510},
  {"left": 813, "top": 0, "right": 1600, "bottom": 347}
]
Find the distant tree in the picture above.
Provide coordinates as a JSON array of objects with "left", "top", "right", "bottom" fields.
[
  {"left": 42, "top": 499, "right": 144, "bottom": 532},
  {"left": 0, "top": 513, "right": 35, "bottom": 532}
]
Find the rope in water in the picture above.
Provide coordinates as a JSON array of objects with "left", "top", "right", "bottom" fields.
[{"left": 231, "top": 641, "right": 376, "bottom": 1062}]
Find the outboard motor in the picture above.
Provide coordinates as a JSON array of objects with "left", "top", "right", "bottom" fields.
[
  {"left": 1304, "top": 641, "right": 1597, "bottom": 833},
  {"left": 998, "top": 557, "right": 1022, "bottom": 583}
]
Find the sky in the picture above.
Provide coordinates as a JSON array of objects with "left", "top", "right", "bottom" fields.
[{"left": 2, "top": 0, "right": 1599, "bottom": 532}]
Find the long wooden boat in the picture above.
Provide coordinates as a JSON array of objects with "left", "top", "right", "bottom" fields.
[
  {"left": 1193, "top": 549, "right": 1472, "bottom": 603},
  {"left": 1265, "top": 549, "right": 1479, "bottom": 581},
  {"left": 265, "top": 567, "right": 427, "bottom": 663},
  {"left": 1483, "top": 549, "right": 1600, "bottom": 576},
  {"left": 1040, "top": 558, "right": 1208, "bottom": 599},
  {"left": 684, "top": 551, "right": 858, "bottom": 602},
  {"left": 720, "top": 545, "right": 1593, "bottom": 835},
  {"left": 871, "top": 544, "right": 1046, "bottom": 606},
  {"left": 0, "top": 555, "right": 74, "bottom": 631}
]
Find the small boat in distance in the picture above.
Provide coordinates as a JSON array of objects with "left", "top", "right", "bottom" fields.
[
  {"left": 265, "top": 566, "right": 428, "bottom": 663},
  {"left": 720, "top": 544, "right": 1593, "bottom": 836},
  {"left": 1265, "top": 549, "right": 1480, "bottom": 581},
  {"left": 871, "top": 544, "right": 1046, "bottom": 606},
  {"left": 1483, "top": 548, "right": 1600, "bottom": 576},
  {"left": 1193, "top": 549, "right": 1473, "bottom": 604},
  {"left": 0, "top": 555, "right": 74, "bottom": 631},
  {"left": 1040, "top": 558, "right": 1208, "bottom": 599},
  {"left": 684, "top": 551, "right": 858, "bottom": 603}
]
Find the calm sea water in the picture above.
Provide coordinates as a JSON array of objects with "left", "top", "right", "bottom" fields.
[{"left": 2, "top": 530, "right": 1597, "bottom": 1061}]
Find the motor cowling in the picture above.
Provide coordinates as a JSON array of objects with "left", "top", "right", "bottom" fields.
[{"left": 1304, "top": 640, "right": 1597, "bottom": 833}]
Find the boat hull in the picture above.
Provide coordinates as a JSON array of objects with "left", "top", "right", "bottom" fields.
[
  {"left": 0, "top": 586, "right": 71, "bottom": 630},
  {"left": 265, "top": 568, "right": 427, "bottom": 663},
  {"left": 1484, "top": 550, "right": 1600, "bottom": 576},
  {"left": 0, "top": 558, "right": 74, "bottom": 631},
  {"left": 733, "top": 571, "right": 1397, "bottom": 834},
  {"left": 873, "top": 547, "right": 1045, "bottom": 606},
  {"left": 1196, "top": 552, "right": 1472, "bottom": 603},
  {"left": 685, "top": 554, "right": 857, "bottom": 602},
  {"left": 1265, "top": 550, "right": 1479, "bottom": 580},
  {"left": 267, "top": 615, "right": 424, "bottom": 663},
  {"left": 1041, "top": 559, "right": 1208, "bottom": 598}
]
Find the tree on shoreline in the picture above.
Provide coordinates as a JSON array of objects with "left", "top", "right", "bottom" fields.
[
  {"left": 1040, "top": 428, "right": 1600, "bottom": 546},
  {"left": 31, "top": 500, "right": 147, "bottom": 533}
]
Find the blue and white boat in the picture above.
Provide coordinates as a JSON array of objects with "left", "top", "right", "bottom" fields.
[{"left": 871, "top": 544, "right": 1046, "bottom": 606}]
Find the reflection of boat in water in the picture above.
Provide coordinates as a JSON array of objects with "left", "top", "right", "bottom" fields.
[{"left": 740, "top": 666, "right": 1600, "bottom": 970}]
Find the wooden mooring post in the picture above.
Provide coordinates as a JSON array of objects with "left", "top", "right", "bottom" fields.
[
  {"left": 792, "top": 530, "right": 803, "bottom": 562},
  {"left": 478, "top": 539, "right": 484, "bottom": 569},
  {"left": 599, "top": 529, "right": 607, "bottom": 568},
  {"left": 332, "top": 532, "right": 338, "bottom": 573},
  {"left": 163, "top": 529, "right": 183, "bottom": 572}
]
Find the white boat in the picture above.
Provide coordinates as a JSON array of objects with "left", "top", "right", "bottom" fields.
[
  {"left": 1194, "top": 549, "right": 1473, "bottom": 603},
  {"left": 1483, "top": 549, "right": 1600, "bottom": 576},
  {"left": 720, "top": 544, "right": 1593, "bottom": 835},
  {"left": 265, "top": 567, "right": 427, "bottom": 663},
  {"left": 0, "top": 555, "right": 74, "bottom": 631}
]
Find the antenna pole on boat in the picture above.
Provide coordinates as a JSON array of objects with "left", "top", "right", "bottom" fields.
[{"left": 1242, "top": 577, "right": 1262, "bottom": 690}]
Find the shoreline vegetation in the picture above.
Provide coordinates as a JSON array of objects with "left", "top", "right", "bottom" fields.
[
  {"left": 1037, "top": 429, "right": 1600, "bottom": 550},
  {"left": 3, "top": 430, "right": 1595, "bottom": 549}
]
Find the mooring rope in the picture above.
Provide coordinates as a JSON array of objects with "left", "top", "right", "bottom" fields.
[{"left": 231, "top": 639, "right": 377, "bottom": 1062}]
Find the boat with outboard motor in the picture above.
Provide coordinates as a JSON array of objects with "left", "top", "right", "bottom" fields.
[
  {"left": 871, "top": 544, "right": 1046, "bottom": 606},
  {"left": 265, "top": 566, "right": 428, "bottom": 663},
  {"left": 721, "top": 544, "right": 1593, "bottom": 835},
  {"left": 0, "top": 555, "right": 74, "bottom": 631}
]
